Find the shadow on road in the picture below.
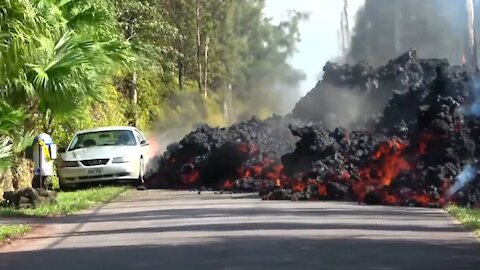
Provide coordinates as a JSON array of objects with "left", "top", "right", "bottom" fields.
[
  {"left": 0, "top": 236, "right": 479, "bottom": 270},
  {"left": 54, "top": 205, "right": 452, "bottom": 224}
]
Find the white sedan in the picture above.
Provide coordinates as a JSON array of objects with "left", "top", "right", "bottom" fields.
[{"left": 58, "top": 126, "right": 149, "bottom": 189}]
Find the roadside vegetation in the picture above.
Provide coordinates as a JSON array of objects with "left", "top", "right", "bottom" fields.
[
  {"left": 0, "top": 224, "right": 31, "bottom": 243},
  {"left": 0, "top": 186, "right": 128, "bottom": 217},
  {"left": 0, "top": 0, "right": 306, "bottom": 199},
  {"left": 447, "top": 205, "right": 480, "bottom": 236}
]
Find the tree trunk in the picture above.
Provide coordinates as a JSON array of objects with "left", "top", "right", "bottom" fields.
[
  {"left": 204, "top": 35, "right": 209, "bottom": 98},
  {"left": 343, "top": 0, "right": 350, "bottom": 56},
  {"left": 340, "top": 1, "right": 349, "bottom": 57},
  {"left": 24, "top": 100, "right": 39, "bottom": 134},
  {"left": 173, "top": 0, "right": 184, "bottom": 90},
  {"left": 128, "top": 71, "right": 138, "bottom": 127},
  {"left": 223, "top": 83, "right": 234, "bottom": 125},
  {"left": 467, "top": 0, "right": 478, "bottom": 69},
  {"left": 129, "top": 71, "right": 138, "bottom": 104},
  {"left": 43, "top": 109, "right": 54, "bottom": 135},
  {"left": 195, "top": 0, "right": 204, "bottom": 96},
  {"left": 120, "top": 9, "right": 138, "bottom": 126},
  {"left": 178, "top": 61, "right": 185, "bottom": 89}
]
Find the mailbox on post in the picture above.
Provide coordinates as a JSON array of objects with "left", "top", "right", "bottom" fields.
[{"left": 30, "top": 133, "right": 57, "bottom": 189}]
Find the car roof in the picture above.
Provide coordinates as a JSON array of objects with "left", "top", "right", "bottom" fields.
[{"left": 77, "top": 126, "right": 139, "bottom": 134}]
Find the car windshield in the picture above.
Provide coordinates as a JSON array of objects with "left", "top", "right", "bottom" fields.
[{"left": 68, "top": 130, "right": 137, "bottom": 151}]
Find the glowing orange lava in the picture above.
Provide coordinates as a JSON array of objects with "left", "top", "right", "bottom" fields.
[
  {"left": 181, "top": 169, "right": 199, "bottom": 185},
  {"left": 353, "top": 139, "right": 410, "bottom": 201},
  {"left": 222, "top": 180, "right": 235, "bottom": 189},
  {"left": 372, "top": 139, "right": 410, "bottom": 185}
]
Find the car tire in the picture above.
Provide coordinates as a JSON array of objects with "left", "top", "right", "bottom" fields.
[{"left": 59, "top": 182, "right": 76, "bottom": 191}]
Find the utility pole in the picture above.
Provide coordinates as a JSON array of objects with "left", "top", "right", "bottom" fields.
[
  {"left": 120, "top": 10, "right": 139, "bottom": 127},
  {"left": 467, "top": 0, "right": 479, "bottom": 70},
  {"left": 195, "top": 0, "right": 205, "bottom": 98}
]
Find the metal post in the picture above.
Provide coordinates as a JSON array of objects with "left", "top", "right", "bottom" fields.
[{"left": 38, "top": 143, "right": 42, "bottom": 189}]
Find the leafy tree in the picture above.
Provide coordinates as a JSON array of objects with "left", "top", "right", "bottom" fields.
[
  {"left": 113, "top": 0, "right": 180, "bottom": 126},
  {"left": 0, "top": 0, "right": 307, "bottom": 182},
  {"left": 226, "top": 1, "right": 307, "bottom": 116}
]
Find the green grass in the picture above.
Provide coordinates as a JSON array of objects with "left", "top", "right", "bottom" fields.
[
  {"left": 0, "top": 224, "right": 31, "bottom": 242},
  {"left": 0, "top": 186, "right": 129, "bottom": 217},
  {"left": 447, "top": 205, "right": 480, "bottom": 236}
]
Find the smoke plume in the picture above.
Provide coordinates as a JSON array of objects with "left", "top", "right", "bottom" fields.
[
  {"left": 293, "top": 83, "right": 374, "bottom": 129},
  {"left": 448, "top": 164, "right": 478, "bottom": 195},
  {"left": 348, "top": 0, "right": 472, "bottom": 66},
  {"left": 460, "top": 77, "right": 480, "bottom": 117}
]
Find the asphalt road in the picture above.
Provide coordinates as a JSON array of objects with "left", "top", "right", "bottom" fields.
[{"left": 1, "top": 190, "right": 479, "bottom": 270}]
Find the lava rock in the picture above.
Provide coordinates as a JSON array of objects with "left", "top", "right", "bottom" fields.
[{"left": 2, "top": 188, "right": 57, "bottom": 208}]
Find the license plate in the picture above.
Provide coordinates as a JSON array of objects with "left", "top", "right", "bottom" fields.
[{"left": 87, "top": 168, "right": 103, "bottom": 175}]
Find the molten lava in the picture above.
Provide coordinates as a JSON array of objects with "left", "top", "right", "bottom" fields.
[
  {"left": 222, "top": 180, "right": 235, "bottom": 189},
  {"left": 353, "top": 139, "right": 410, "bottom": 202},
  {"left": 371, "top": 139, "right": 410, "bottom": 186},
  {"left": 145, "top": 52, "right": 480, "bottom": 208},
  {"left": 181, "top": 168, "right": 199, "bottom": 185}
]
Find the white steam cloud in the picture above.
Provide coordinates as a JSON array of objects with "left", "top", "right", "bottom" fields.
[
  {"left": 320, "top": 86, "right": 372, "bottom": 129},
  {"left": 448, "top": 164, "right": 477, "bottom": 195},
  {"left": 293, "top": 83, "right": 380, "bottom": 130}
]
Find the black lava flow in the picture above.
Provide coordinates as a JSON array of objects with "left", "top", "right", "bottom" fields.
[{"left": 145, "top": 50, "right": 480, "bottom": 208}]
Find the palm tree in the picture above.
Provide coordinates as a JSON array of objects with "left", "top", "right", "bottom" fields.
[
  {"left": 1, "top": 0, "right": 129, "bottom": 133},
  {"left": 0, "top": 101, "right": 26, "bottom": 172},
  {"left": 0, "top": 0, "right": 58, "bottom": 98},
  {"left": 0, "top": 0, "right": 129, "bottom": 176},
  {"left": 28, "top": 30, "right": 115, "bottom": 132}
]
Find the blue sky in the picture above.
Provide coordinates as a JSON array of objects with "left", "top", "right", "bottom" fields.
[{"left": 264, "top": 0, "right": 365, "bottom": 95}]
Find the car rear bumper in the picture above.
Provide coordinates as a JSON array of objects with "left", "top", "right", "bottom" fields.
[{"left": 59, "top": 162, "right": 139, "bottom": 184}]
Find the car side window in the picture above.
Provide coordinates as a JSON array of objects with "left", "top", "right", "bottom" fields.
[{"left": 134, "top": 130, "right": 145, "bottom": 145}]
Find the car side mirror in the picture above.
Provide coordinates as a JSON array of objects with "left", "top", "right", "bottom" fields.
[{"left": 140, "top": 140, "right": 149, "bottom": 146}]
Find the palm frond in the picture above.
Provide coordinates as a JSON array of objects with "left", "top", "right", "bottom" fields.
[
  {"left": 56, "top": 0, "right": 75, "bottom": 8},
  {"left": 12, "top": 130, "right": 34, "bottom": 153},
  {"left": 67, "top": 6, "right": 109, "bottom": 28},
  {"left": 0, "top": 137, "right": 13, "bottom": 171},
  {"left": 2, "top": 0, "right": 126, "bottom": 117},
  {"left": 28, "top": 31, "right": 95, "bottom": 98},
  {"left": 0, "top": 101, "right": 25, "bottom": 136}
]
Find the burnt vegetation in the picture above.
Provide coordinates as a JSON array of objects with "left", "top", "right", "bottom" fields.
[{"left": 146, "top": 50, "right": 480, "bottom": 208}]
